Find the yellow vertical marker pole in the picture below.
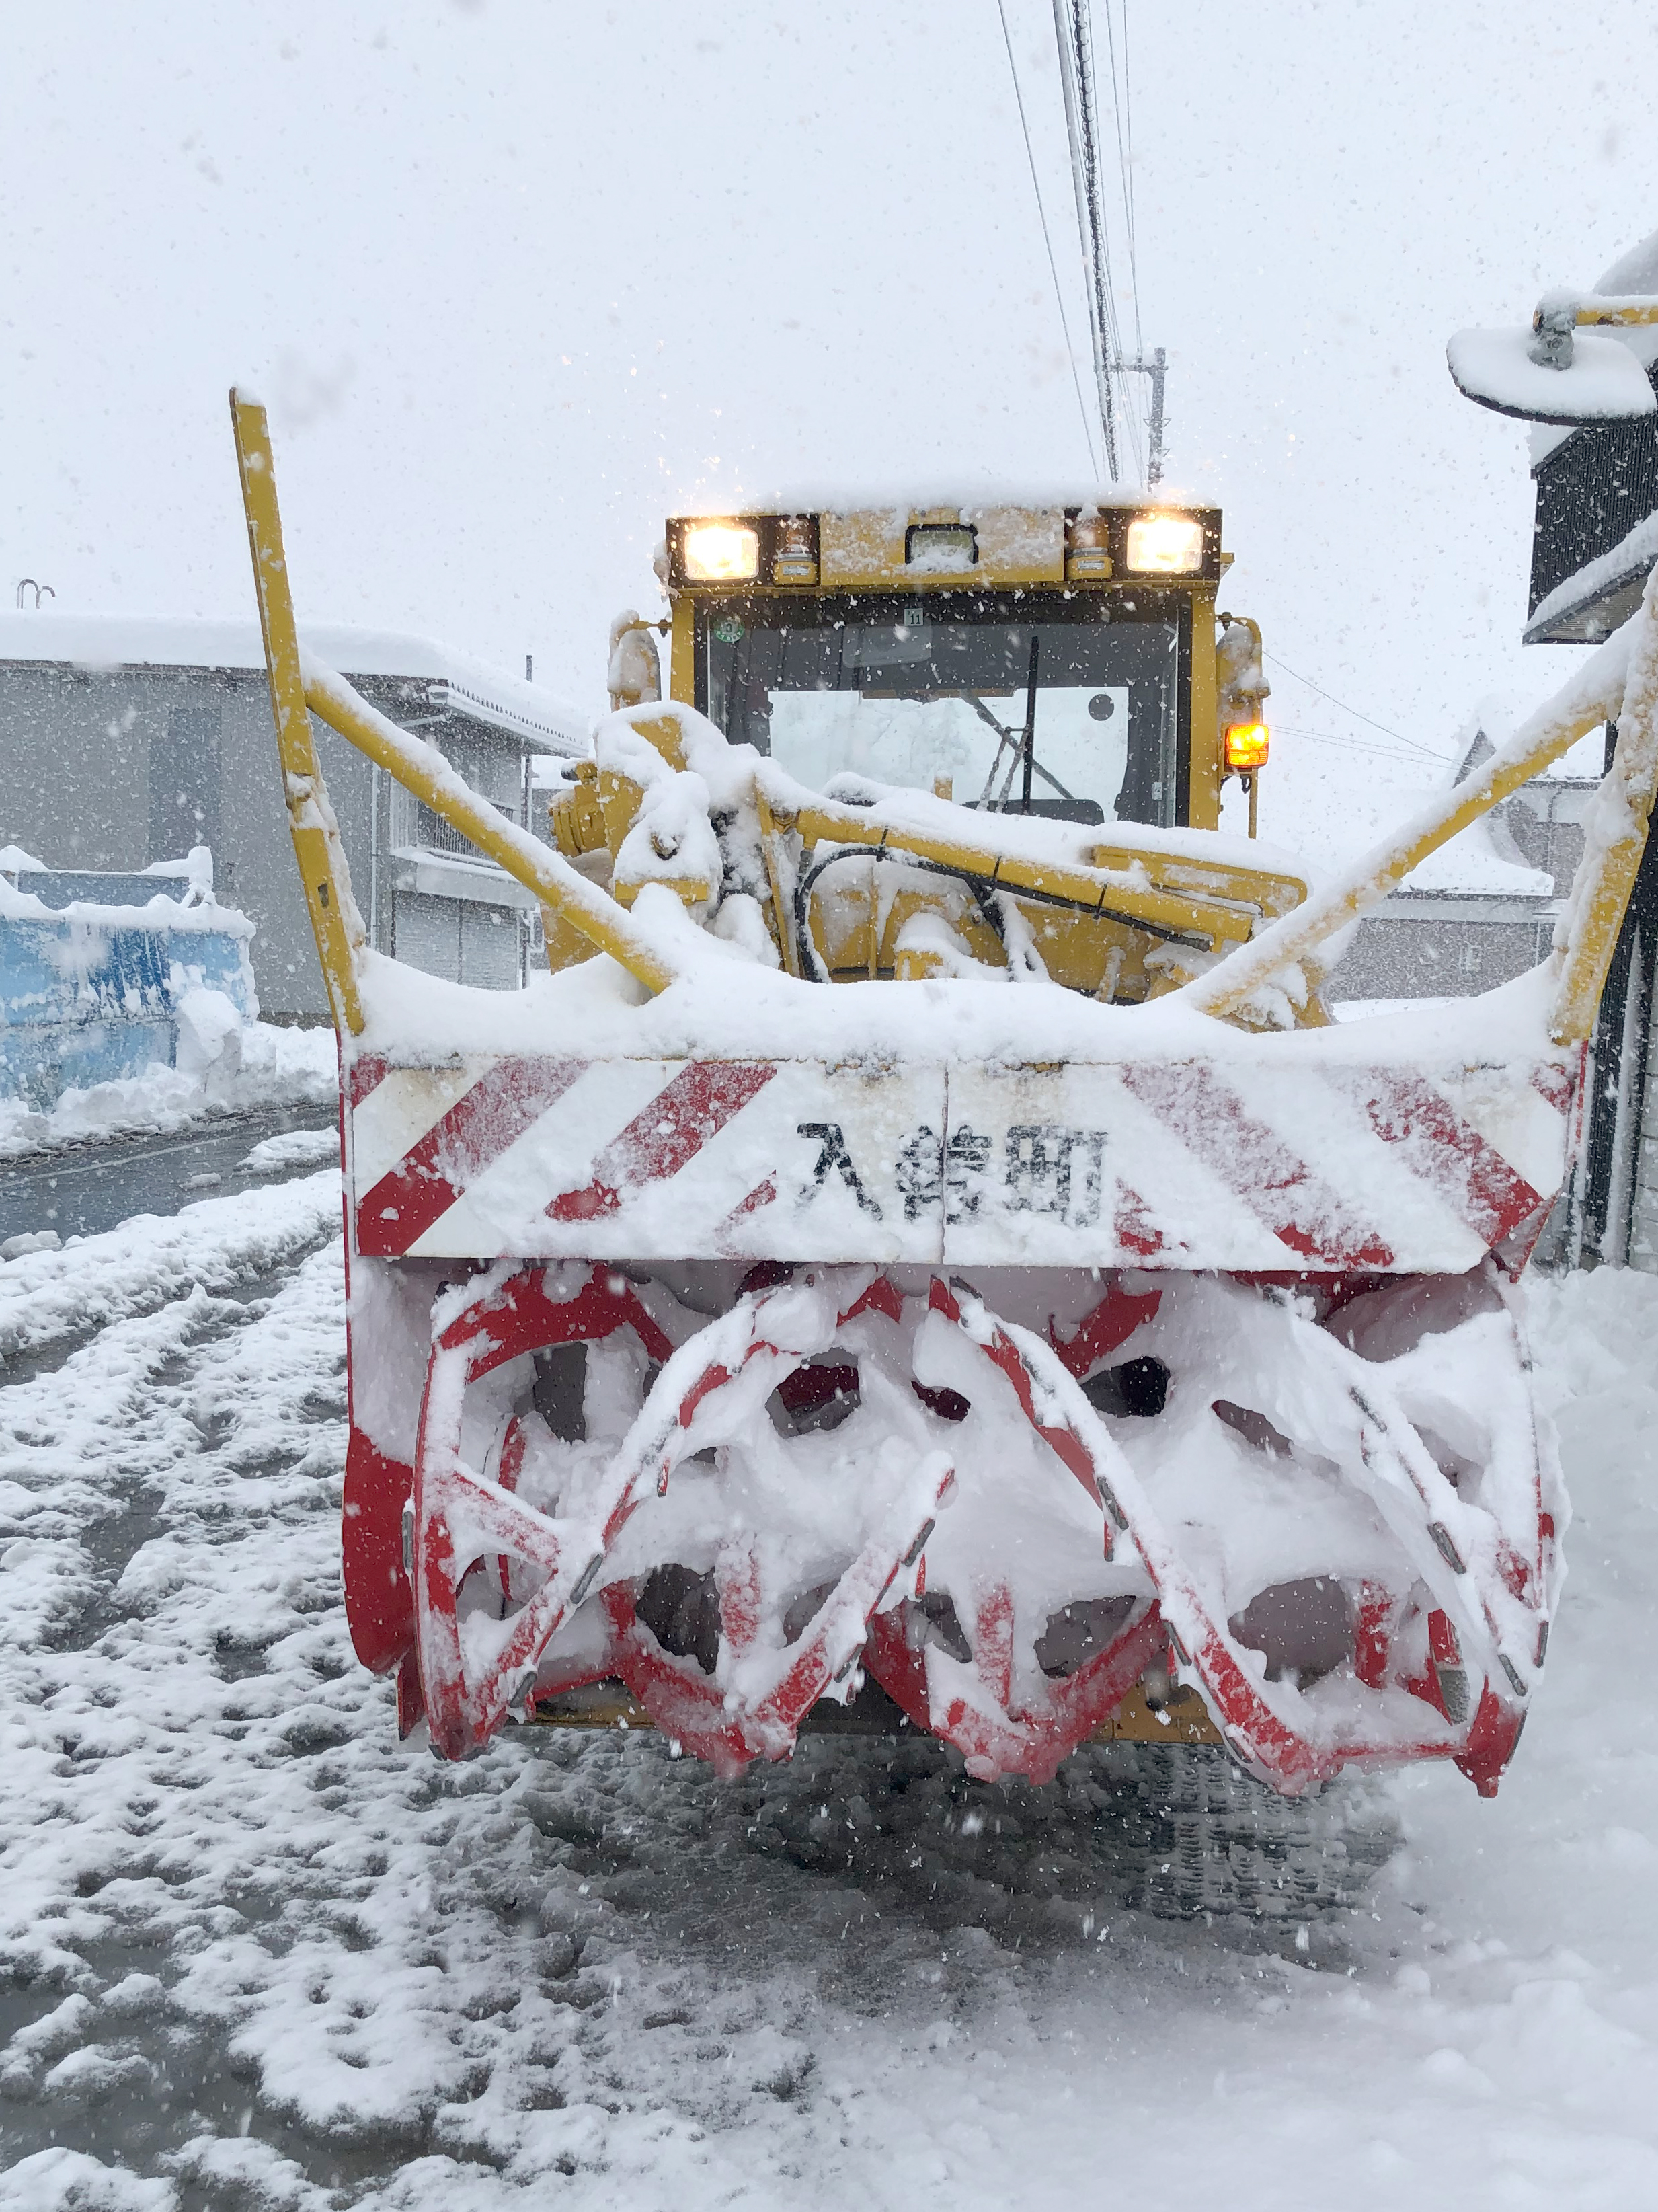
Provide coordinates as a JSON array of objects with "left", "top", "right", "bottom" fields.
[
  {"left": 1187, "top": 586, "right": 1222, "bottom": 831},
  {"left": 1550, "top": 575, "right": 1658, "bottom": 1045},
  {"left": 229, "top": 389, "right": 366, "bottom": 1036}
]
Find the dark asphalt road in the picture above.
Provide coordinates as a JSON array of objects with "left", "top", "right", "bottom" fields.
[{"left": 0, "top": 1102, "right": 341, "bottom": 1246}]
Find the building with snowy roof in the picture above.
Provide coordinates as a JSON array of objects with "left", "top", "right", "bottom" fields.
[
  {"left": 1524, "top": 231, "right": 1658, "bottom": 646},
  {"left": 0, "top": 613, "right": 590, "bottom": 1020},
  {"left": 1329, "top": 718, "right": 1598, "bottom": 1006},
  {"left": 1512, "top": 227, "right": 1658, "bottom": 1270},
  {"left": 1338, "top": 225, "right": 1658, "bottom": 1271}
]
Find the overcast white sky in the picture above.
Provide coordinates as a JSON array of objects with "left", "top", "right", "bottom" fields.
[{"left": 3, "top": 1, "right": 1653, "bottom": 856}]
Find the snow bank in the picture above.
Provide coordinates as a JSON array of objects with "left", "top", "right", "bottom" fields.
[
  {"left": 0, "top": 1020, "right": 336, "bottom": 1164},
  {"left": 0, "top": 1167, "right": 341, "bottom": 1361}
]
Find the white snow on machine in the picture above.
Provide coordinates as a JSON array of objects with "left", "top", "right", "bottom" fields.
[{"left": 231, "top": 393, "right": 1658, "bottom": 1799}]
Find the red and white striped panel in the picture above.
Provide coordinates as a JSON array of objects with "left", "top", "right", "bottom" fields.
[{"left": 344, "top": 1050, "right": 1573, "bottom": 1272}]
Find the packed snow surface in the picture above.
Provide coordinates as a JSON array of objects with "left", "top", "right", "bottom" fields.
[{"left": 1, "top": 1174, "right": 1656, "bottom": 2207}]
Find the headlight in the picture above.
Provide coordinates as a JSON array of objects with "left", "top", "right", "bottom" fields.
[
  {"left": 682, "top": 523, "right": 760, "bottom": 582},
  {"left": 1125, "top": 512, "right": 1205, "bottom": 574},
  {"left": 1224, "top": 721, "right": 1270, "bottom": 771}
]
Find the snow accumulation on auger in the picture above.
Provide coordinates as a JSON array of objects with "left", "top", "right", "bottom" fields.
[
  {"left": 312, "top": 589, "right": 1658, "bottom": 1811},
  {"left": 1, "top": 1180, "right": 1657, "bottom": 2209}
]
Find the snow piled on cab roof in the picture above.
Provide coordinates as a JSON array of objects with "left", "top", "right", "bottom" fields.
[
  {"left": 669, "top": 482, "right": 1208, "bottom": 518},
  {"left": 0, "top": 612, "right": 590, "bottom": 751}
]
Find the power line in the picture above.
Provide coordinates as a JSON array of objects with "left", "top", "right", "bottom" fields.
[
  {"left": 1086, "top": 8, "right": 1144, "bottom": 482},
  {"left": 1101, "top": 2, "right": 1142, "bottom": 363},
  {"left": 1099, "top": 1, "right": 1144, "bottom": 470},
  {"left": 1272, "top": 720, "right": 1456, "bottom": 769},
  {"left": 1078, "top": 0, "right": 1142, "bottom": 480},
  {"left": 996, "top": 0, "right": 1101, "bottom": 478},
  {"left": 1053, "top": 0, "right": 1123, "bottom": 478},
  {"left": 1263, "top": 649, "right": 1450, "bottom": 763}
]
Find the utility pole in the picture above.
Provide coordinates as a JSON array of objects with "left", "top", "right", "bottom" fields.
[{"left": 1112, "top": 346, "right": 1168, "bottom": 484}]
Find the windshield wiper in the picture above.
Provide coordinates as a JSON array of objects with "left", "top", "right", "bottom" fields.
[{"left": 965, "top": 676, "right": 1078, "bottom": 808}]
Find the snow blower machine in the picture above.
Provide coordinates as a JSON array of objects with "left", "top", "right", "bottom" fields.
[{"left": 231, "top": 391, "right": 1658, "bottom": 1802}]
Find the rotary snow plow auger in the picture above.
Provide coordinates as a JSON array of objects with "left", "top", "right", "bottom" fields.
[{"left": 231, "top": 391, "right": 1658, "bottom": 1802}]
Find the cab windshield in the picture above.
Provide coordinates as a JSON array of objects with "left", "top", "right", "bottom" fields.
[{"left": 699, "top": 593, "right": 1185, "bottom": 827}]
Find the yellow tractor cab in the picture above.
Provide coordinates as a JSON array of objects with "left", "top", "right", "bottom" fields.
[
  {"left": 557, "top": 499, "right": 1290, "bottom": 1016},
  {"left": 643, "top": 501, "right": 1267, "bottom": 837}
]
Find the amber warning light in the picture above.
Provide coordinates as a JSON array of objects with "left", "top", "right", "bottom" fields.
[{"left": 1224, "top": 722, "right": 1271, "bottom": 772}]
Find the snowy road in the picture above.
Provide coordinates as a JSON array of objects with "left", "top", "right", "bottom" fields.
[
  {"left": 0, "top": 1108, "right": 340, "bottom": 1249},
  {"left": 3, "top": 1179, "right": 1657, "bottom": 2210}
]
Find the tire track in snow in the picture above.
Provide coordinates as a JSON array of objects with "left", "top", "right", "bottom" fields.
[
  {"left": 0, "top": 1169, "right": 342, "bottom": 1377},
  {"left": 0, "top": 1200, "right": 1398, "bottom": 2209},
  {"left": 8, "top": 1192, "right": 1653, "bottom": 2210}
]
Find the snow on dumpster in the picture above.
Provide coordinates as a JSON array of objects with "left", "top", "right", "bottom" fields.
[{"left": 0, "top": 844, "right": 257, "bottom": 1112}]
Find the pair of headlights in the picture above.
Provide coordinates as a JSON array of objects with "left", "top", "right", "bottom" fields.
[{"left": 678, "top": 510, "right": 1209, "bottom": 584}]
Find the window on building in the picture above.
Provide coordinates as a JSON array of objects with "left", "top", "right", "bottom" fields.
[{"left": 150, "top": 703, "right": 223, "bottom": 864}]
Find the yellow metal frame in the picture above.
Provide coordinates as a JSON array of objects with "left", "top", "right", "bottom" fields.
[
  {"left": 1553, "top": 627, "right": 1658, "bottom": 1042},
  {"left": 236, "top": 391, "right": 1655, "bottom": 1058},
  {"left": 301, "top": 666, "right": 683, "bottom": 989},
  {"left": 1188, "top": 586, "right": 1222, "bottom": 830},
  {"left": 231, "top": 392, "right": 680, "bottom": 1020},
  {"left": 231, "top": 394, "right": 366, "bottom": 1034},
  {"left": 1571, "top": 297, "right": 1658, "bottom": 328},
  {"left": 1188, "top": 611, "right": 1658, "bottom": 1046},
  {"left": 772, "top": 784, "right": 1302, "bottom": 952}
]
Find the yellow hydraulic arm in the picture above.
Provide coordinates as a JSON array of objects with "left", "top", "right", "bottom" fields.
[
  {"left": 229, "top": 391, "right": 681, "bottom": 1017},
  {"left": 1185, "top": 574, "right": 1658, "bottom": 1048},
  {"left": 231, "top": 393, "right": 366, "bottom": 1034}
]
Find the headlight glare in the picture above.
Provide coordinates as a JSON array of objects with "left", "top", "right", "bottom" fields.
[
  {"left": 682, "top": 523, "right": 760, "bottom": 582},
  {"left": 1125, "top": 513, "right": 1206, "bottom": 574}
]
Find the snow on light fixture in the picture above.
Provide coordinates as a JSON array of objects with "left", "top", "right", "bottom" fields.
[
  {"left": 772, "top": 517, "right": 818, "bottom": 585},
  {"left": 1065, "top": 512, "right": 1112, "bottom": 580},
  {"left": 1125, "top": 513, "right": 1205, "bottom": 575},
  {"left": 905, "top": 523, "right": 978, "bottom": 573}
]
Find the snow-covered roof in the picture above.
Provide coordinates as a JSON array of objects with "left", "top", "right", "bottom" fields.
[
  {"left": 1449, "top": 711, "right": 1604, "bottom": 787},
  {"left": 1526, "top": 508, "right": 1658, "bottom": 646},
  {"left": 0, "top": 611, "right": 592, "bottom": 754},
  {"left": 1394, "top": 834, "right": 1552, "bottom": 899}
]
